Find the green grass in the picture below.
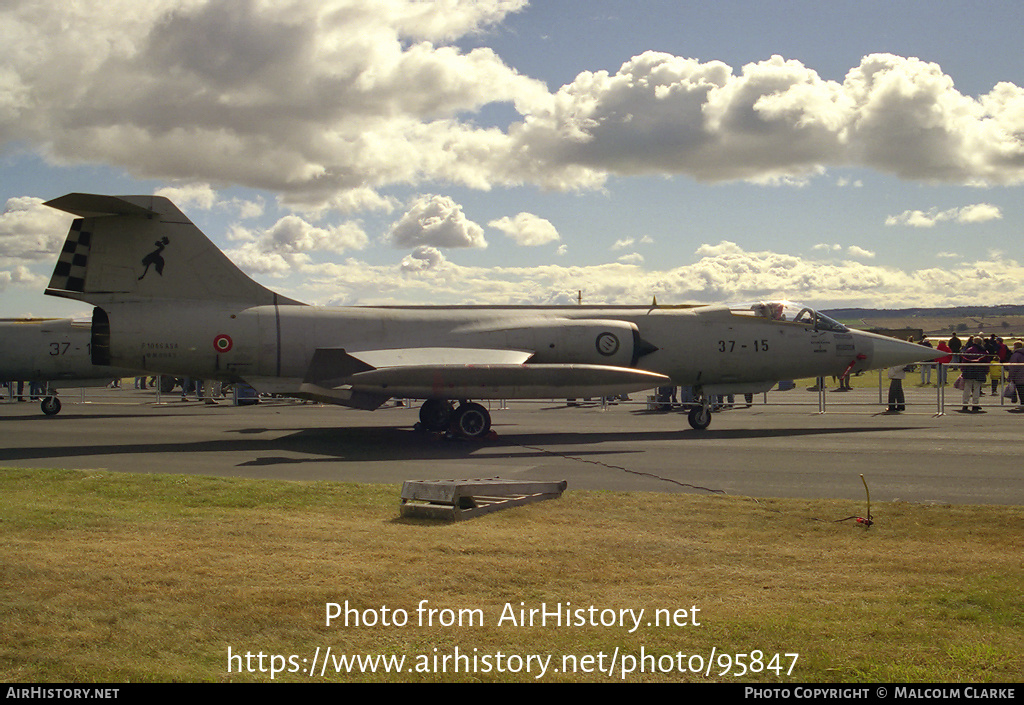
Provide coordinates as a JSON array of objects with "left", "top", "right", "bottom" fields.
[{"left": 1, "top": 468, "right": 1021, "bottom": 682}]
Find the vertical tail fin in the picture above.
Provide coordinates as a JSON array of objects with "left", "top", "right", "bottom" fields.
[{"left": 44, "top": 193, "right": 302, "bottom": 306}]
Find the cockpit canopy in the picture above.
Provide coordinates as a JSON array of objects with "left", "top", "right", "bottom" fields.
[{"left": 728, "top": 301, "right": 848, "bottom": 333}]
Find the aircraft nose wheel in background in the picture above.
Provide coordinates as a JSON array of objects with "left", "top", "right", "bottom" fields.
[
  {"left": 687, "top": 404, "right": 711, "bottom": 430},
  {"left": 450, "top": 402, "right": 492, "bottom": 439},
  {"left": 40, "top": 396, "right": 62, "bottom": 416}
]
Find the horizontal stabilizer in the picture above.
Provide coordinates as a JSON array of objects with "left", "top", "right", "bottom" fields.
[{"left": 44, "top": 193, "right": 160, "bottom": 218}]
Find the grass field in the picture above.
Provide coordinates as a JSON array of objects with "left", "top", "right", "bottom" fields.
[{"left": 1, "top": 468, "right": 1021, "bottom": 683}]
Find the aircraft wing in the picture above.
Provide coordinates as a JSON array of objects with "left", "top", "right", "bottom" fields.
[{"left": 291, "top": 346, "right": 670, "bottom": 406}]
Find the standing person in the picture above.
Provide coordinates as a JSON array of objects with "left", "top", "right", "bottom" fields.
[
  {"left": 948, "top": 331, "right": 962, "bottom": 366},
  {"left": 1007, "top": 342, "right": 1024, "bottom": 410},
  {"left": 918, "top": 338, "right": 934, "bottom": 385},
  {"left": 887, "top": 365, "right": 906, "bottom": 412},
  {"left": 959, "top": 337, "right": 990, "bottom": 413},
  {"left": 989, "top": 358, "right": 1003, "bottom": 396}
]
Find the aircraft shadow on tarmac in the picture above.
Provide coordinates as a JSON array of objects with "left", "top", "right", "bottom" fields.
[{"left": 0, "top": 422, "right": 920, "bottom": 468}]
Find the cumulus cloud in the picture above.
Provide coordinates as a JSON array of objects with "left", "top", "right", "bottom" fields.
[
  {"left": 0, "top": 197, "right": 74, "bottom": 263},
  {"left": 387, "top": 195, "right": 486, "bottom": 249},
  {"left": 0, "top": 0, "right": 544, "bottom": 209},
  {"left": 153, "top": 183, "right": 265, "bottom": 220},
  {"left": 400, "top": 245, "right": 447, "bottom": 273},
  {"left": 811, "top": 243, "right": 874, "bottom": 259},
  {"left": 885, "top": 203, "right": 1004, "bottom": 227},
  {"left": 846, "top": 246, "right": 875, "bottom": 259},
  {"left": 510, "top": 52, "right": 1024, "bottom": 188},
  {"left": 154, "top": 184, "right": 218, "bottom": 211},
  {"left": 292, "top": 239, "right": 1024, "bottom": 309},
  {"left": 225, "top": 214, "right": 368, "bottom": 276},
  {"left": 3, "top": 1, "right": 1023, "bottom": 210},
  {"left": 488, "top": 212, "right": 559, "bottom": 246}
]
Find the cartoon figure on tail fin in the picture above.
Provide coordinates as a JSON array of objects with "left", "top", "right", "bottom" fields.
[{"left": 138, "top": 237, "right": 170, "bottom": 280}]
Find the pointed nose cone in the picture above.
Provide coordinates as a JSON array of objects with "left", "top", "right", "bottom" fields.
[{"left": 856, "top": 330, "right": 936, "bottom": 370}]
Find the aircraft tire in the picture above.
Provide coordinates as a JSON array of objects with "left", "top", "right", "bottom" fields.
[
  {"left": 41, "top": 396, "right": 62, "bottom": 416},
  {"left": 419, "top": 399, "right": 454, "bottom": 432},
  {"left": 687, "top": 406, "right": 711, "bottom": 430},
  {"left": 450, "top": 402, "right": 491, "bottom": 439}
]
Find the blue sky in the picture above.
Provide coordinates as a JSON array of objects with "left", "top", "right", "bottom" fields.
[{"left": 2, "top": 0, "right": 1023, "bottom": 318}]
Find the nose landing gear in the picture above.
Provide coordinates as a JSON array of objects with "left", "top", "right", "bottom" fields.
[
  {"left": 41, "top": 396, "right": 62, "bottom": 416},
  {"left": 687, "top": 403, "right": 711, "bottom": 430}
]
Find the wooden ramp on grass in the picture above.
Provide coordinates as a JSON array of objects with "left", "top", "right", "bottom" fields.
[{"left": 399, "top": 478, "right": 567, "bottom": 521}]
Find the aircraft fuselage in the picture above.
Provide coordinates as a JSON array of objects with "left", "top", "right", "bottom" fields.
[{"left": 94, "top": 300, "right": 897, "bottom": 403}]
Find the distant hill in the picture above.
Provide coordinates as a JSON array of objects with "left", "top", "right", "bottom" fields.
[
  {"left": 823, "top": 306, "right": 1024, "bottom": 337},
  {"left": 824, "top": 305, "right": 1024, "bottom": 319}
]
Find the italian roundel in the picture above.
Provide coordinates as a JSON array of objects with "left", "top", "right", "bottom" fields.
[{"left": 213, "top": 334, "right": 233, "bottom": 353}]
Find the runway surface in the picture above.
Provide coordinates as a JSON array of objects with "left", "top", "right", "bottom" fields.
[{"left": 1, "top": 387, "right": 1022, "bottom": 505}]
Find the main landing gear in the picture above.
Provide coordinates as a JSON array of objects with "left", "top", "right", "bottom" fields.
[{"left": 417, "top": 399, "right": 492, "bottom": 440}]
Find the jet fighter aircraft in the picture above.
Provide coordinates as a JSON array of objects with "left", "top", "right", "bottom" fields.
[
  {"left": 41, "top": 193, "right": 932, "bottom": 436},
  {"left": 0, "top": 317, "right": 142, "bottom": 415}
]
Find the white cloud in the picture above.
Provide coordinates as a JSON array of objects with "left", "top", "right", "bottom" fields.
[
  {"left": 957, "top": 203, "right": 1003, "bottom": 224},
  {"left": 400, "top": 245, "right": 447, "bottom": 273},
  {"left": 611, "top": 237, "right": 635, "bottom": 250},
  {"left": 387, "top": 195, "right": 486, "bottom": 249},
  {"left": 617, "top": 253, "right": 644, "bottom": 264},
  {"left": 291, "top": 240, "right": 1024, "bottom": 309},
  {"left": 0, "top": 197, "right": 74, "bottom": 263},
  {"left": 885, "top": 203, "right": 1004, "bottom": 227},
  {"left": 846, "top": 246, "right": 875, "bottom": 259},
  {"left": 225, "top": 214, "right": 368, "bottom": 276},
  {"left": 695, "top": 241, "right": 745, "bottom": 257},
  {"left": 3, "top": 1, "right": 1023, "bottom": 210},
  {"left": 231, "top": 196, "right": 266, "bottom": 220},
  {"left": 511, "top": 52, "right": 1024, "bottom": 188},
  {"left": 0, "top": 1, "right": 545, "bottom": 208},
  {"left": 154, "top": 184, "right": 218, "bottom": 211},
  {"left": 488, "top": 212, "right": 559, "bottom": 246}
]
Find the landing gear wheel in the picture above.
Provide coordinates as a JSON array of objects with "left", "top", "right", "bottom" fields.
[
  {"left": 41, "top": 396, "right": 62, "bottom": 416},
  {"left": 418, "top": 399, "right": 454, "bottom": 432},
  {"left": 450, "top": 402, "right": 491, "bottom": 439},
  {"left": 687, "top": 405, "right": 711, "bottom": 430}
]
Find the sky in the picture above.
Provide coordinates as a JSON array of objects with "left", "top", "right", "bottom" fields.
[{"left": 2, "top": 0, "right": 1024, "bottom": 319}]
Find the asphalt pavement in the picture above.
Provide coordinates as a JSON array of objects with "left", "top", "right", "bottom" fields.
[{"left": 1, "top": 384, "right": 1022, "bottom": 505}]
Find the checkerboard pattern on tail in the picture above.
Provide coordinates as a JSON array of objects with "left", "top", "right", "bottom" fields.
[{"left": 48, "top": 220, "right": 90, "bottom": 293}]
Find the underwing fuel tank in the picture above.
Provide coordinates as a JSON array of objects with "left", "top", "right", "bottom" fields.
[{"left": 342, "top": 362, "right": 670, "bottom": 399}]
